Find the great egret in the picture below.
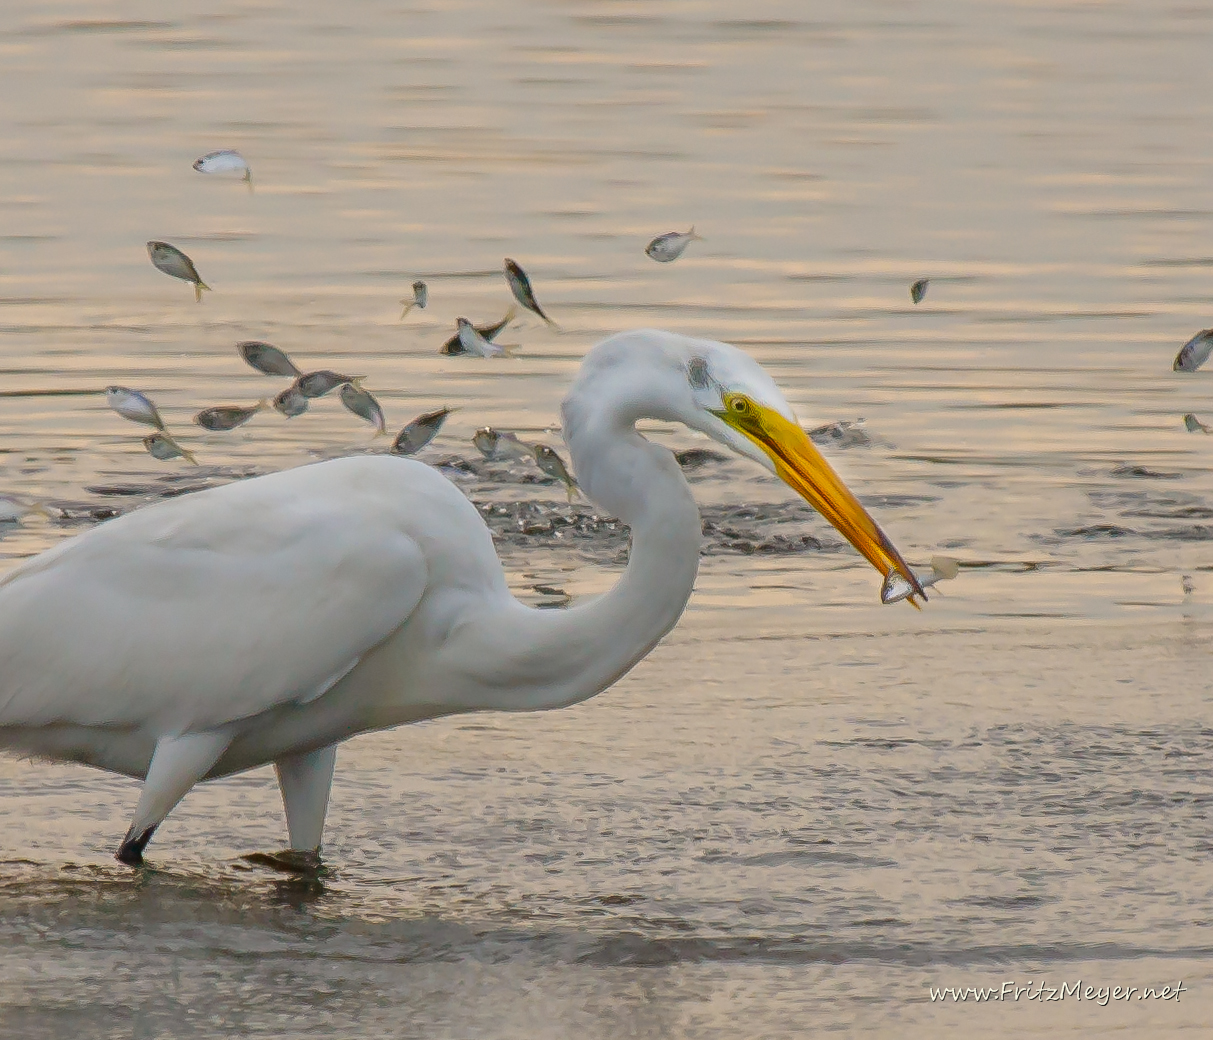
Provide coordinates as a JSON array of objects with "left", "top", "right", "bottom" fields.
[{"left": 0, "top": 329, "right": 923, "bottom": 865}]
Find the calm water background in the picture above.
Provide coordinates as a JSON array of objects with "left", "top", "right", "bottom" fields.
[{"left": 1, "top": 1, "right": 1212, "bottom": 1036}]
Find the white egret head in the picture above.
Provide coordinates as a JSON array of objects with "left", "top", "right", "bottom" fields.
[{"left": 563, "top": 329, "right": 925, "bottom": 603}]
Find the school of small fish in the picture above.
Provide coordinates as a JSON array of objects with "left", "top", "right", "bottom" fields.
[{"left": 94, "top": 151, "right": 1213, "bottom": 612}]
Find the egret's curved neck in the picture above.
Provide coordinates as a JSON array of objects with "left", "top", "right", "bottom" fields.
[{"left": 460, "top": 409, "right": 702, "bottom": 713}]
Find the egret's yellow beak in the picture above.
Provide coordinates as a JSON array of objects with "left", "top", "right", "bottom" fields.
[{"left": 714, "top": 393, "right": 925, "bottom": 606}]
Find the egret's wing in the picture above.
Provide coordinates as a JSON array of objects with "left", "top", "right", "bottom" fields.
[{"left": 0, "top": 479, "right": 428, "bottom": 733}]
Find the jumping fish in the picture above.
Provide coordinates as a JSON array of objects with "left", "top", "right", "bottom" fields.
[
  {"left": 391, "top": 406, "right": 455, "bottom": 456},
  {"left": 472, "top": 426, "right": 531, "bottom": 461},
  {"left": 296, "top": 371, "right": 360, "bottom": 398},
  {"left": 400, "top": 280, "right": 428, "bottom": 319},
  {"left": 440, "top": 307, "right": 516, "bottom": 356},
  {"left": 1184, "top": 413, "right": 1212, "bottom": 434},
  {"left": 105, "top": 386, "right": 165, "bottom": 431},
  {"left": 455, "top": 317, "right": 508, "bottom": 358},
  {"left": 532, "top": 443, "right": 578, "bottom": 500},
  {"left": 880, "top": 555, "right": 958, "bottom": 605},
  {"left": 273, "top": 383, "right": 309, "bottom": 418},
  {"left": 194, "top": 400, "right": 268, "bottom": 432},
  {"left": 238, "top": 341, "right": 301, "bottom": 378},
  {"left": 645, "top": 227, "right": 702, "bottom": 263},
  {"left": 1174, "top": 330, "right": 1213, "bottom": 373},
  {"left": 910, "top": 279, "right": 929, "bottom": 304},
  {"left": 192, "top": 150, "right": 252, "bottom": 191},
  {"left": 339, "top": 382, "right": 386, "bottom": 434},
  {"left": 143, "top": 431, "right": 197, "bottom": 464},
  {"left": 147, "top": 241, "right": 210, "bottom": 302},
  {"left": 504, "top": 258, "right": 557, "bottom": 328}
]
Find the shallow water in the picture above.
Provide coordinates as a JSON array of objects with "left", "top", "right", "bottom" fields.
[{"left": 1, "top": 1, "right": 1212, "bottom": 1036}]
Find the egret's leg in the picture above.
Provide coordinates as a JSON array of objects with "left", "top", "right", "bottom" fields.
[
  {"left": 274, "top": 744, "right": 337, "bottom": 852},
  {"left": 116, "top": 730, "right": 231, "bottom": 866}
]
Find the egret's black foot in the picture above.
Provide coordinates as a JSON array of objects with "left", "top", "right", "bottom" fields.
[
  {"left": 115, "top": 826, "right": 155, "bottom": 866},
  {"left": 242, "top": 848, "right": 324, "bottom": 876}
]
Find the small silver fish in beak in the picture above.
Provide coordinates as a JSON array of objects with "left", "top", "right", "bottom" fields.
[
  {"left": 391, "top": 406, "right": 455, "bottom": 456},
  {"left": 272, "top": 383, "right": 309, "bottom": 418},
  {"left": 193, "top": 149, "right": 252, "bottom": 191},
  {"left": 880, "top": 556, "right": 959, "bottom": 604},
  {"left": 143, "top": 431, "right": 197, "bottom": 464},
  {"left": 339, "top": 382, "right": 386, "bottom": 434},
  {"left": 1183, "top": 413, "right": 1212, "bottom": 434},
  {"left": 472, "top": 426, "right": 531, "bottom": 461},
  {"left": 645, "top": 226, "right": 702, "bottom": 263},
  {"left": 105, "top": 386, "right": 166, "bottom": 431},
  {"left": 194, "top": 400, "right": 269, "bottom": 432},
  {"left": 400, "top": 280, "right": 428, "bottom": 319},
  {"left": 910, "top": 278, "right": 929, "bottom": 304},
  {"left": 296, "top": 371, "right": 361, "bottom": 398},
  {"left": 504, "top": 258, "right": 558, "bottom": 328},
  {"left": 1175, "top": 330, "right": 1213, "bottom": 373},
  {"left": 147, "top": 241, "right": 210, "bottom": 302},
  {"left": 238, "top": 341, "right": 301, "bottom": 378},
  {"left": 531, "top": 443, "right": 578, "bottom": 501}
]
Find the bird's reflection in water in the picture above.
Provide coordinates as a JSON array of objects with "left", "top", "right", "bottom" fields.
[{"left": 266, "top": 874, "right": 328, "bottom": 909}]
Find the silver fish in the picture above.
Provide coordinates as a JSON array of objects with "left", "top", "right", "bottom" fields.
[
  {"left": 391, "top": 406, "right": 454, "bottom": 456},
  {"left": 193, "top": 149, "right": 252, "bottom": 191},
  {"left": 297, "top": 371, "right": 360, "bottom": 398},
  {"left": 532, "top": 443, "right": 578, "bottom": 500},
  {"left": 147, "top": 241, "right": 210, "bottom": 302},
  {"left": 472, "top": 426, "right": 531, "bottom": 461},
  {"left": 1174, "top": 329, "right": 1213, "bottom": 373},
  {"left": 504, "top": 258, "right": 557, "bottom": 328},
  {"left": 339, "top": 382, "right": 386, "bottom": 434},
  {"left": 441, "top": 307, "right": 515, "bottom": 356},
  {"left": 455, "top": 317, "right": 508, "bottom": 358},
  {"left": 238, "top": 341, "right": 300, "bottom": 378},
  {"left": 194, "top": 400, "right": 268, "bottom": 432},
  {"left": 400, "top": 280, "right": 428, "bottom": 319},
  {"left": 880, "top": 555, "right": 959, "bottom": 605},
  {"left": 105, "top": 386, "right": 165, "bottom": 430},
  {"left": 645, "top": 226, "right": 702, "bottom": 263},
  {"left": 1183, "top": 413, "right": 1212, "bottom": 434},
  {"left": 142, "top": 431, "right": 197, "bottom": 464},
  {"left": 273, "top": 383, "right": 309, "bottom": 418},
  {"left": 910, "top": 278, "right": 929, "bottom": 304}
]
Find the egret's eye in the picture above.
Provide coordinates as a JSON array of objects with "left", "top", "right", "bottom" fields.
[{"left": 730, "top": 396, "right": 749, "bottom": 414}]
